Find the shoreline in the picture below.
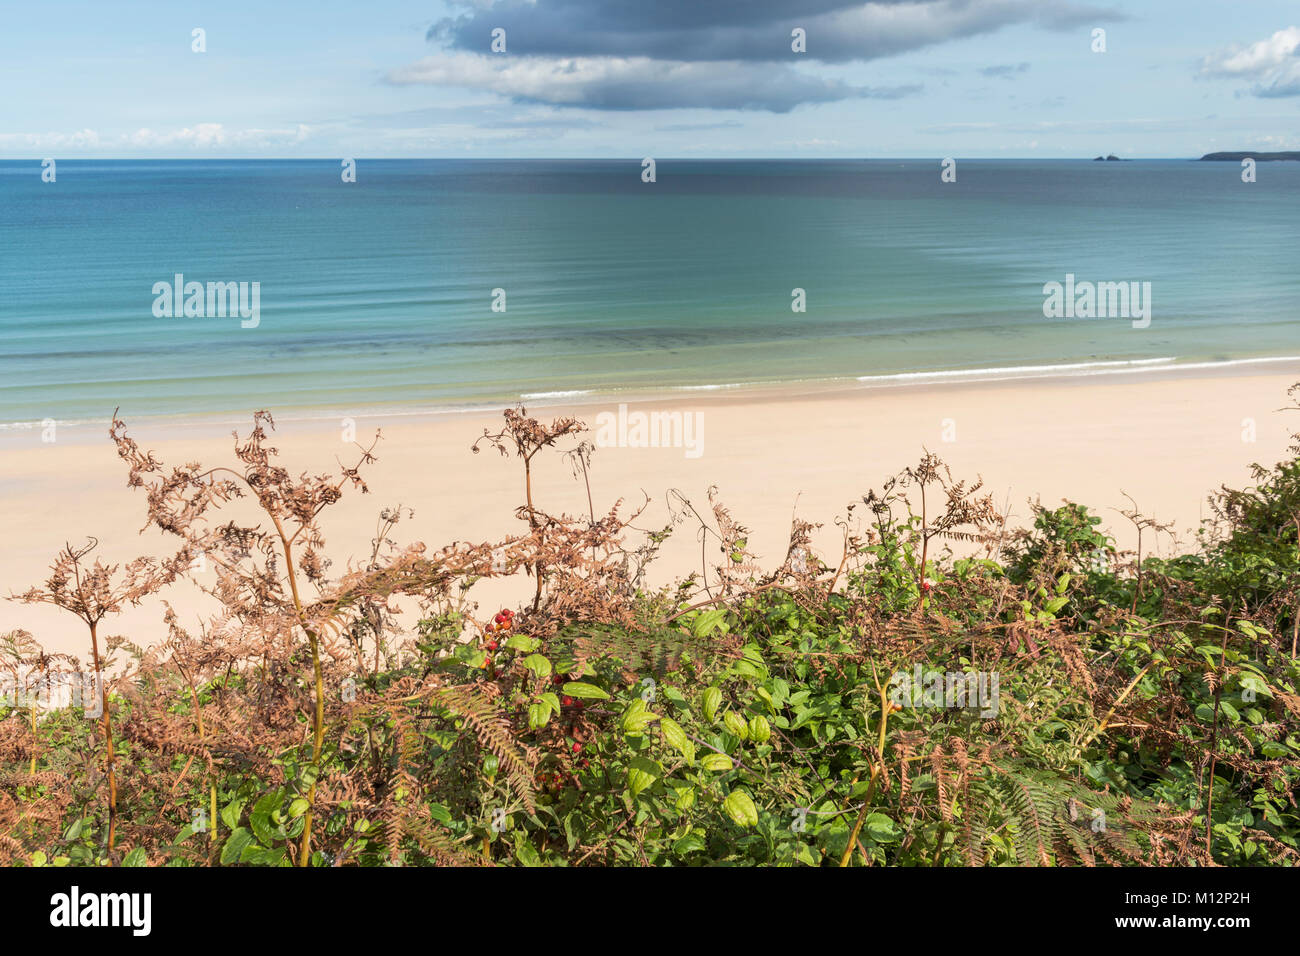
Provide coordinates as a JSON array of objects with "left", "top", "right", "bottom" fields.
[
  {"left": 4, "top": 363, "right": 1298, "bottom": 653},
  {"left": 3, "top": 352, "right": 1298, "bottom": 448}
]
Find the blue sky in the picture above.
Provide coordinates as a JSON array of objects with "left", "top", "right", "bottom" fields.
[{"left": 1, "top": 0, "right": 1297, "bottom": 158}]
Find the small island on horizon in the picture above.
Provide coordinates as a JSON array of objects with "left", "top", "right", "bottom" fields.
[
  {"left": 1200, "top": 151, "right": 1300, "bottom": 161},
  {"left": 1086, "top": 152, "right": 1300, "bottom": 162}
]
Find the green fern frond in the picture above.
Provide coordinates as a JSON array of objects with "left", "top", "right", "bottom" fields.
[
  {"left": 432, "top": 684, "right": 537, "bottom": 813},
  {"left": 553, "top": 624, "right": 727, "bottom": 673}
]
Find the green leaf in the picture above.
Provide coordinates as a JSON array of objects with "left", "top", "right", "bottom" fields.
[
  {"left": 1240, "top": 675, "right": 1272, "bottom": 699},
  {"left": 221, "top": 827, "right": 254, "bottom": 865},
  {"left": 701, "top": 753, "right": 734, "bottom": 772},
  {"left": 702, "top": 687, "right": 722, "bottom": 722},
  {"left": 621, "top": 698, "right": 659, "bottom": 735},
  {"left": 660, "top": 717, "right": 692, "bottom": 759},
  {"left": 747, "top": 715, "right": 771, "bottom": 744},
  {"left": 121, "top": 847, "right": 148, "bottom": 867},
  {"left": 723, "top": 711, "right": 749, "bottom": 739},
  {"left": 672, "top": 832, "right": 706, "bottom": 855},
  {"left": 220, "top": 800, "right": 244, "bottom": 832},
  {"left": 562, "top": 681, "right": 609, "bottom": 700},
  {"left": 691, "top": 608, "right": 728, "bottom": 638},
  {"left": 250, "top": 792, "right": 286, "bottom": 846},
  {"left": 240, "top": 845, "right": 289, "bottom": 867},
  {"left": 627, "top": 757, "right": 661, "bottom": 797},
  {"left": 522, "top": 654, "right": 552, "bottom": 678},
  {"left": 528, "top": 702, "right": 551, "bottom": 730},
  {"left": 514, "top": 834, "right": 543, "bottom": 867},
  {"left": 865, "top": 813, "right": 901, "bottom": 843},
  {"left": 723, "top": 790, "right": 759, "bottom": 827}
]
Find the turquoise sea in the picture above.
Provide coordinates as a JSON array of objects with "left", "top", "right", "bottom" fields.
[{"left": 0, "top": 158, "right": 1296, "bottom": 426}]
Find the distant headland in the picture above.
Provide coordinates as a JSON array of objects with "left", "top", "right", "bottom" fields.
[
  {"left": 1092, "top": 154, "right": 1124, "bottom": 161},
  {"left": 1199, "top": 151, "right": 1300, "bottom": 162}
]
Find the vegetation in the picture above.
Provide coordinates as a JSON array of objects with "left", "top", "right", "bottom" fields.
[{"left": 3, "top": 388, "right": 1299, "bottom": 867}]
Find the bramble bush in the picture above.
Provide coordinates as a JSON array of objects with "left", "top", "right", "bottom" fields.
[{"left": 2, "top": 389, "right": 1299, "bottom": 866}]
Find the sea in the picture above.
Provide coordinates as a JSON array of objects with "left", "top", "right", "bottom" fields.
[{"left": 1, "top": 158, "right": 1296, "bottom": 427}]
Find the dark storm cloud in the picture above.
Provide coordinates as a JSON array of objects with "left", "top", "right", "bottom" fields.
[{"left": 427, "top": 0, "right": 1123, "bottom": 64}]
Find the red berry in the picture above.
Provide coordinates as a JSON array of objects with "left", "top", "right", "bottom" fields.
[
  {"left": 552, "top": 675, "right": 564, "bottom": 685},
  {"left": 503, "top": 609, "right": 514, "bottom": 618},
  {"left": 494, "top": 612, "right": 506, "bottom": 625},
  {"left": 571, "top": 742, "right": 582, "bottom": 754},
  {"left": 562, "top": 696, "right": 573, "bottom": 707}
]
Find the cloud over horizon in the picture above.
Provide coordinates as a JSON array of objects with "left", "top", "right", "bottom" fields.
[
  {"left": 389, "top": 52, "right": 919, "bottom": 111},
  {"left": 389, "top": 0, "right": 1123, "bottom": 111}
]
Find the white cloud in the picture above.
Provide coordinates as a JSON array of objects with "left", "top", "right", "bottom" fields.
[
  {"left": 388, "top": 52, "right": 916, "bottom": 111},
  {"left": 1200, "top": 26, "right": 1300, "bottom": 98},
  {"left": 0, "top": 128, "right": 100, "bottom": 150},
  {"left": 126, "top": 124, "right": 311, "bottom": 148},
  {"left": 0, "top": 124, "right": 311, "bottom": 154},
  {"left": 1201, "top": 26, "right": 1300, "bottom": 76}
]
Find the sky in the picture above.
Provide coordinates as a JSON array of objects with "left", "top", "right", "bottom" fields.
[{"left": 1, "top": 0, "right": 1297, "bottom": 158}]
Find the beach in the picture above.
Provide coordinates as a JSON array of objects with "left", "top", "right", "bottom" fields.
[
  {"left": 4, "top": 363, "right": 1296, "bottom": 654},
  {"left": 6, "top": 158, "right": 1298, "bottom": 658}
]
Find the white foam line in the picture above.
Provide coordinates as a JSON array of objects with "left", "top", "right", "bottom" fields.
[
  {"left": 856, "top": 357, "right": 1176, "bottom": 383},
  {"left": 6, "top": 356, "right": 1297, "bottom": 431},
  {"left": 855, "top": 355, "right": 1300, "bottom": 388},
  {"left": 519, "top": 390, "right": 595, "bottom": 399},
  {"left": 1144, "top": 356, "right": 1300, "bottom": 373}
]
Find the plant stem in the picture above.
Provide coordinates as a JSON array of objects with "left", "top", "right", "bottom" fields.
[
  {"left": 524, "top": 451, "right": 544, "bottom": 612},
  {"left": 271, "top": 517, "right": 324, "bottom": 868},
  {"left": 1292, "top": 516, "right": 1299, "bottom": 657},
  {"left": 918, "top": 484, "right": 929, "bottom": 614},
  {"left": 1204, "top": 625, "right": 1230, "bottom": 861},
  {"left": 88, "top": 621, "right": 118, "bottom": 856},
  {"left": 839, "top": 682, "right": 891, "bottom": 867}
]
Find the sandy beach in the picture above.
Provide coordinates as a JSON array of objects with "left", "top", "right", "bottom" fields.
[{"left": 3, "top": 363, "right": 1297, "bottom": 654}]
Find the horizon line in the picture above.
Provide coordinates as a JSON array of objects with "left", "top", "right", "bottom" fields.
[{"left": 0, "top": 155, "right": 1233, "bottom": 162}]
